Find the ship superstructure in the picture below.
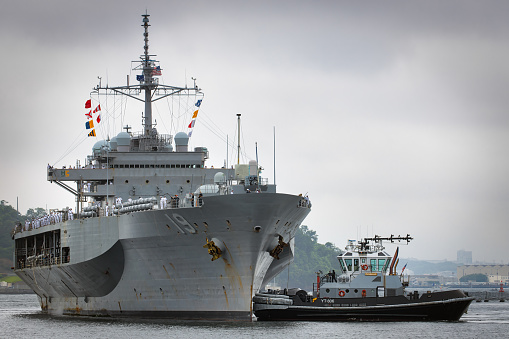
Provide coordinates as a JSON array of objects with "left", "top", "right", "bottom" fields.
[{"left": 12, "top": 13, "right": 311, "bottom": 320}]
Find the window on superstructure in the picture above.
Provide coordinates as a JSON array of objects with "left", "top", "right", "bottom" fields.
[
  {"left": 339, "top": 258, "right": 346, "bottom": 273},
  {"left": 378, "top": 259, "right": 387, "bottom": 272},
  {"left": 354, "top": 259, "right": 359, "bottom": 271},
  {"left": 371, "top": 259, "right": 377, "bottom": 271},
  {"left": 382, "top": 259, "right": 390, "bottom": 272},
  {"left": 344, "top": 259, "right": 353, "bottom": 271},
  {"left": 135, "top": 165, "right": 140, "bottom": 168}
]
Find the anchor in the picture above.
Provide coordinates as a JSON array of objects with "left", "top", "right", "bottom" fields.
[
  {"left": 203, "top": 238, "right": 222, "bottom": 261},
  {"left": 269, "top": 235, "right": 288, "bottom": 260}
]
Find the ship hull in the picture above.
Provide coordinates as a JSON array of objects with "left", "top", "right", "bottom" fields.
[
  {"left": 14, "top": 193, "right": 310, "bottom": 320},
  {"left": 254, "top": 291, "right": 474, "bottom": 322}
]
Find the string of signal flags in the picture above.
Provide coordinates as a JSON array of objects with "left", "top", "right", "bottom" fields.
[
  {"left": 84, "top": 97, "right": 202, "bottom": 138},
  {"left": 84, "top": 99, "right": 101, "bottom": 137}
]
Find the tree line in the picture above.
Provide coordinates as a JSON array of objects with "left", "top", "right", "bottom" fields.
[{"left": 0, "top": 201, "right": 46, "bottom": 273}]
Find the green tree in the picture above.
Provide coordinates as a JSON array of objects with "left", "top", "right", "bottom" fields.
[
  {"left": 0, "top": 201, "right": 22, "bottom": 271},
  {"left": 275, "top": 225, "right": 342, "bottom": 291},
  {"left": 25, "top": 207, "right": 47, "bottom": 220}
]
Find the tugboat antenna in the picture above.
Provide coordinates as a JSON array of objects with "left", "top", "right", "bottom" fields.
[{"left": 358, "top": 234, "right": 413, "bottom": 251}]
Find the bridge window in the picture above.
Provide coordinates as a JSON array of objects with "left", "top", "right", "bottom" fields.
[
  {"left": 339, "top": 258, "right": 346, "bottom": 272},
  {"left": 344, "top": 259, "right": 352, "bottom": 271}
]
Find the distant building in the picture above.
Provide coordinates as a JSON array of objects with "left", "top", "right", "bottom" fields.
[
  {"left": 457, "top": 250, "right": 472, "bottom": 265},
  {"left": 409, "top": 274, "right": 457, "bottom": 287},
  {"left": 457, "top": 265, "right": 509, "bottom": 283}
]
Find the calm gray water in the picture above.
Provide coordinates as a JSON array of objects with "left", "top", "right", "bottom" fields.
[{"left": 1, "top": 294, "right": 508, "bottom": 338}]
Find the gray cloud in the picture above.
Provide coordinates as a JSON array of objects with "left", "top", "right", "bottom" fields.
[{"left": 1, "top": 0, "right": 508, "bottom": 262}]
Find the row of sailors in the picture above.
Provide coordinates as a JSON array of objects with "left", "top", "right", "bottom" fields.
[
  {"left": 24, "top": 209, "right": 74, "bottom": 231},
  {"left": 21, "top": 194, "right": 204, "bottom": 230},
  {"left": 160, "top": 195, "right": 181, "bottom": 209}
]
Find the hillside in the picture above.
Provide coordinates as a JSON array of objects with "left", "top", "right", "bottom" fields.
[
  {"left": 273, "top": 225, "right": 343, "bottom": 291},
  {"left": 0, "top": 201, "right": 21, "bottom": 272}
]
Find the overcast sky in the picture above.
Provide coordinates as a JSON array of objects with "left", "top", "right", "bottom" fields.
[{"left": 1, "top": 1, "right": 508, "bottom": 262}]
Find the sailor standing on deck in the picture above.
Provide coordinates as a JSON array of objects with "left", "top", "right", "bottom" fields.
[{"left": 68, "top": 208, "right": 73, "bottom": 220}]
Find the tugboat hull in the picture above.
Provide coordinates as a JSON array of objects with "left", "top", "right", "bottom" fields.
[{"left": 254, "top": 294, "right": 474, "bottom": 321}]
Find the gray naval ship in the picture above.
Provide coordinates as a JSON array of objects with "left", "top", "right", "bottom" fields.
[{"left": 12, "top": 13, "right": 311, "bottom": 320}]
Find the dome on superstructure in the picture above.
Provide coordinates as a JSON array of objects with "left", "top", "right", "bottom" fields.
[
  {"left": 92, "top": 140, "right": 109, "bottom": 155},
  {"left": 174, "top": 132, "right": 189, "bottom": 146},
  {"left": 214, "top": 172, "right": 226, "bottom": 185},
  {"left": 116, "top": 132, "right": 131, "bottom": 146},
  {"left": 110, "top": 136, "right": 118, "bottom": 151},
  {"left": 174, "top": 132, "right": 189, "bottom": 152},
  {"left": 163, "top": 143, "right": 173, "bottom": 152}
]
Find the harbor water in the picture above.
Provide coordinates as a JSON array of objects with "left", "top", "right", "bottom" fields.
[{"left": 1, "top": 294, "right": 508, "bottom": 338}]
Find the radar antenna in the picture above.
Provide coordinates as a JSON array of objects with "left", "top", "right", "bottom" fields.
[{"left": 358, "top": 234, "right": 413, "bottom": 251}]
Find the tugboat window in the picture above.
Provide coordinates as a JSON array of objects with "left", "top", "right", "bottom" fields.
[
  {"left": 354, "top": 259, "right": 359, "bottom": 271},
  {"left": 378, "top": 259, "right": 386, "bottom": 272},
  {"left": 344, "top": 259, "right": 352, "bottom": 271},
  {"left": 339, "top": 259, "right": 346, "bottom": 272},
  {"left": 382, "top": 259, "right": 390, "bottom": 272},
  {"left": 371, "top": 259, "right": 377, "bottom": 271}
]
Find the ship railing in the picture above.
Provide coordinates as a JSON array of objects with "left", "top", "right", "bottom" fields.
[
  {"left": 19, "top": 254, "right": 63, "bottom": 269},
  {"left": 298, "top": 196, "right": 312, "bottom": 209},
  {"left": 14, "top": 212, "right": 70, "bottom": 233},
  {"left": 166, "top": 196, "right": 204, "bottom": 209},
  {"left": 400, "top": 274, "right": 410, "bottom": 287},
  {"left": 319, "top": 273, "right": 340, "bottom": 286},
  {"left": 113, "top": 196, "right": 204, "bottom": 215}
]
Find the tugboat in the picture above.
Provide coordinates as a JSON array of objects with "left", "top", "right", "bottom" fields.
[{"left": 254, "top": 235, "right": 474, "bottom": 321}]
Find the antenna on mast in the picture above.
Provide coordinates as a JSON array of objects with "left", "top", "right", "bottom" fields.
[
  {"left": 141, "top": 12, "right": 154, "bottom": 136},
  {"left": 237, "top": 114, "right": 241, "bottom": 165}
]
